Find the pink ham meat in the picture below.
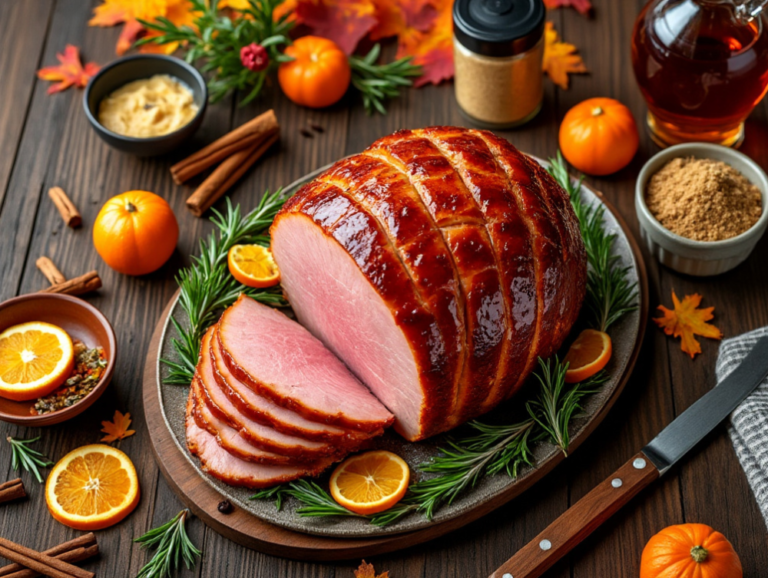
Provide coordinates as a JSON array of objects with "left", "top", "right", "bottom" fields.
[
  {"left": 271, "top": 127, "right": 587, "bottom": 440},
  {"left": 185, "top": 393, "right": 333, "bottom": 488},
  {"left": 196, "top": 328, "right": 344, "bottom": 460},
  {"left": 217, "top": 295, "right": 394, "bottom": 433}
]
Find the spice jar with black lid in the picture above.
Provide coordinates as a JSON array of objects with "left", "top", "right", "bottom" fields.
[{"left": 453, "top": 0, "right": 546, "bottom": 128}]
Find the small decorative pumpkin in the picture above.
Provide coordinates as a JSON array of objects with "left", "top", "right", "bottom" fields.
[
  {"left": 93, "top": 190, "right": 179, "bottom": 276},
  {"left": 640, "top": 523, "right": 743, "bottom": 578},
  {"left": 559, "top": 97, "right": 639, "bottom": 176},
  {"left": 278, "top": 36, "right": 351, "bottom": 109}
]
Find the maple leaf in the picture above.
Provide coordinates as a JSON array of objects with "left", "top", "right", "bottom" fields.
[
  {"left": 117, "top": 20, "right": 146, "bottom": 56},
  {"left": 294, "top": 0, "right": 378, "bottom": 55},
  {"left": 370, "top": 0, "right": 437, "bottom": 41},
  {"left": 37, "top": 45, "right": 100, "bottom": 94},
  {"left": 543, "top": 0, "right": 593, "bottom": 15},
  {"left": 101, "top": 410, "right": 137, "bottom": 443},
  {"left": 354, "top": 560, "right": 390, "bottom": 578},
  {"left": 542, "top": 21, "right": 587, "bottom": 89},
  {"left": 654, "top": 291, "right": 723, "bottom": 359},
  {"left": 397, "top": 0, "right": 453, "bottom": 86}
]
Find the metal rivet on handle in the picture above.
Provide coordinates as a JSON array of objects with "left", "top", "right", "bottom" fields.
[
  {"left": 611, "top": 478, "right": 623, "bottom": 488},
  {"left": 633, "top": 457, "right": 647, "bottom": 470},
  {"left": 539, "top": 539, "right": 552, "bottom": 551},
  {"left": 502, "top": 574, "right": 513, "bottom": 578}
]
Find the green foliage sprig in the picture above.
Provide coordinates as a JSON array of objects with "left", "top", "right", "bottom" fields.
[
  {"left": 138, "top": 0, "right": 294, "bottom": 104},
  {"left": 349, "top": 44, "right": 422, "bottom": 115},
  {"left": 7, "top": 436, "right": 53, "bottom": 483},
  {"left": 135, "top": 509, "right": 201, "bottom": 578},
  {"left": 161, "top": 194, "right": 287, "bottom": 386},
  {"left": 548, "top": 152, "right": 638, "bottom": 332}
]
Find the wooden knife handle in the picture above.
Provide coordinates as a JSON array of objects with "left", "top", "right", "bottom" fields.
[{"left": 489, "top": 451, "right": 660, "bottom": 578}]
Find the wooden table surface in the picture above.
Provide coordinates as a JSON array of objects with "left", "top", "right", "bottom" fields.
[{"left": 2, "top": 1, "right": 767, "bottom": 576}]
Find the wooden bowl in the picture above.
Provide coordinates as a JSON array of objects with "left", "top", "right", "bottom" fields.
[{"left": 0, "top": 294, "right": 116, "bottom": 426}]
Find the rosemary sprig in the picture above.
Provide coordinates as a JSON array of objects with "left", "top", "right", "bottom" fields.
[
  {"left": 526, "top": 359, "right": 608, "bottom": 455},
  {"left": 349, "top": 44, "right": 422, "bottom": 115},
  {"left": 7, "top": 436, "right": 53, "bottom": 483},
  {"left": 135, "top": 509, "right": 201, "bottom": 578},
  {"left": 251, "top": 479, "right": 365, "bottom": 518},
  {"left": 548, "top": 152, "right": 638, "bottom": 332},
  {"left": 161, "top": 193, "right": 288, "bottom": 386},
  {"left": 138, "top": 0, "right": 294, "bottom": 104}
]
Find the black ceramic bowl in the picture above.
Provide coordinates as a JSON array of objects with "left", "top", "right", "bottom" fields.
[{"left": 83, "top": 54, "right": 207, "bottom": 157}]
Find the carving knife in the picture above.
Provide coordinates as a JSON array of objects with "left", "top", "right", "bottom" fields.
[{"left": 490, "top": 335, "right": 768, "bottom": 578}]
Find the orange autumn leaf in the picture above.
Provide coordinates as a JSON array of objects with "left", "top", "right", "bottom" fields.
[
  {"left": 543, "top": 0, "right": 593, "bottom": 15},
  {"left": 397, "top": 0, "right": 452, "bottom": 86},
  {"left": 654, "top": 291, "right": 723, "bottom": 359},
  {"left": 294, "top": 0, "right": 378, "bottom": 55},
  {"left": 101, "top": 410, "right": 137, "bottom": 443},
  {"left": 354, "top": 560, "right": 390, "bottom": 578},
  {"left": 542, "top": 21, "right": 587, "bottom": 89},
  {"left": 37, "top": 45, "right": 100, "bottom": 94},
  {"left": 370, "top": 0, "right": 437, "bottom": 41}
]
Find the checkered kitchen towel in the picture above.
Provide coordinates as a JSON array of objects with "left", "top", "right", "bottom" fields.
[{"left": 716, "top": 326, "right": 768, "bottom": 528}]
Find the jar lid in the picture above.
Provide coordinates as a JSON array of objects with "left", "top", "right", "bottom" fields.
[{"left": 453, "top": 0, "right": 546, "bottom": 57}]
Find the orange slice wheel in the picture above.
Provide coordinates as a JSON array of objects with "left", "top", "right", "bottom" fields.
[
  {"left": 564, "top": 329, "right": 612, "bottom": 384},
  {"left": 45, "top": 444, "right": 140, "bottom": 530},
  {"left": 329, "top": 450, "right": 410, "bottom": 515},
  {"left": 227, "top": 244, "right": 281, "bottom": 288},
  {"left": 0, "top": 321, "right": 74, "bottom": 401}
]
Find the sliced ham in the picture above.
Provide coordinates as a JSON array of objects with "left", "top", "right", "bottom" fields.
[
  {"left": 217, "top": 295, "right": 395, "bottom": 434},
  {"left": 196, "top": 328, "right": 343, "bottom": 460},
  {"left": 185, "top": 393, "right": 332, "bottom": 488}
]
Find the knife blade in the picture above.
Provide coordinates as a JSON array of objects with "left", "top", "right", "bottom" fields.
[{"left": 490, "top": 335, "right": 768, "bottom": 578}]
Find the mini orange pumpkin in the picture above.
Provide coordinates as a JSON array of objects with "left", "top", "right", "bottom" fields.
[
  {"left": 559, "top": 97, "right": 639, "bottom": 176},
  {"left": 278, "top": 36, "right": 351, "bottom": 109},
  {"left": 93, "top": 190, "right": 179, "bottom": 276},
  {"left": 640, "top": 523, "right": 743, "bottom": 578}
]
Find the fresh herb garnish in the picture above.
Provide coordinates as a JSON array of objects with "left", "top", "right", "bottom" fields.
[
  {"left": 161, "top": 194, "right": 287, "bottom": 386},
  {"left": 548, "top": 152, "right": 638, "bottom": 332},
  {"left": 7, "top": 436, "right": 53, "bottom": 483},
  {"left": 135, "top": 509, "right": 201, "bottom": 578},
  {"left": 349, "top": 44, "right": 422, "bottom": 115},
  {"left": 138, "top": 0, "right": 294, "bottom": 105},
  {"left": 251, "top": 479, "right": 365, "bottom": 518}
]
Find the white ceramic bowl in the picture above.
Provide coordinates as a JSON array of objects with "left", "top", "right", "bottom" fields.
[{"left": 635, "top": 143, "right": 768, "bottom": 276}]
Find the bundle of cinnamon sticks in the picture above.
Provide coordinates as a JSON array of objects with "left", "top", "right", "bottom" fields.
[
  {"left": 0, "top": 534, "right": 98, "bottom": 578},
  {"left": 172, "top": 109, "right": 280, "bottom": 217}
]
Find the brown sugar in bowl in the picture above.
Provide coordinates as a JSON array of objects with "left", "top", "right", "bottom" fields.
[{"left": 0, "top": 293, "right": 116, "bottom": 426}]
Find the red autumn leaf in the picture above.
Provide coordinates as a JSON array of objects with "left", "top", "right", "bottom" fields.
[
  {"left": 37, "top": 45, "right": 100, "bottom": 94},
  {"left": 295, "top": 0, "right": 378, "bottom": 55},
  {"left": 370, "top": 0, "right": 437, "bottom": 40},
  {"left": 397, "top": 0, "right": 453, "bottom": 86},
  {"left": 117, "top": 19, "right": 145, "bottom": 56},
  {"left": 543, "top": 0, "right": 593, "bottom": 15}
]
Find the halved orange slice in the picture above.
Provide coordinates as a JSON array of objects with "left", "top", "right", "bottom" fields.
[
  {"left": 329, "top": 450, "right": 409, "bottom": 515},
  {"left": 564, "top": 329, "right": 612, "bottom": 384},
  {"left": 45, "top": 444, "right": 140, "bottom": 530},
  {"left": 227, "top": 244, "right": 281, "bottom": 288},
  {"left": 0, "top": 321, "right": 74, "bottom": 401}
]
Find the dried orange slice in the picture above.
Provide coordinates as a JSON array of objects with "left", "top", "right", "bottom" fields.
[
  {"left": 329, "top": 450, "right": 409, "bottom": 515},
  {"left": 227, "top": 244, "right": 281, "bottom": 288},
  {"left": 0, "top": 322, "right": 74, "bottom": 401},
  {"left": 45, "top": 444, "right": 140, "bottom": 530},
  {"left": 564, "top": 329, "right": 612, "bottom": 384}
]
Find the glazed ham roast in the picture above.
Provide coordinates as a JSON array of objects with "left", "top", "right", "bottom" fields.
[{"left": 186, "top": 127, "right": 586, "bottom": 487}]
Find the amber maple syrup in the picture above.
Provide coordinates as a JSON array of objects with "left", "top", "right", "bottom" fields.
[{"left": 632, "top": 0, "right": 768, "bottom": 147}]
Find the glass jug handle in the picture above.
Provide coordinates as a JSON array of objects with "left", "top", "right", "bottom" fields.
[{"left": 737, "top": 0, "right": 768, "bottom": 21}]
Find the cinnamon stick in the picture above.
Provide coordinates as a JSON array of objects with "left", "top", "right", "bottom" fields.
[
  {"left": 0, "top": 537, "right": 93, "bottom": 578},
  {"left": 48, "top": 188, "right": 81, "bottom": 229},
  {"left": 171, "top": 109, "right": 279, "bottom": 184},
  {"left": 0, "top": 535, "right": 95, "bottom": 578},
  {"left": 38, "top": 271, "right": 101, "bottom": 296},
  {"left": 186, "top": 130, "right": 279, "bottom": 217},
  {"left": 35, "top": 257, "right": 66, "bottom": 285},
  {"left": 3, "top": 545, "right": 99, "bottom": 578},
  {"left": 0, "top": 480, "right": 24, "bottom": 505}
]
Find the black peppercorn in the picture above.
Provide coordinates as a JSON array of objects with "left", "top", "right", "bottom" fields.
[
  {"left": 218, "top": 499, "right": 233, "bottom": 514},
  {"left": 300, "top": 128, "right": 313, "bottom": 138}
]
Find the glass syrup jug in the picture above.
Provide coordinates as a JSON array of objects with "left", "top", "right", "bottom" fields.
[{"left": 631, "top": 0, "right": 768, "bottom": 147}]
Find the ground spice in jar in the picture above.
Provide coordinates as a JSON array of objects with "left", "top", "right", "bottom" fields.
[{"left": 645, "top": 157, "right": 763, "bottom": 242}]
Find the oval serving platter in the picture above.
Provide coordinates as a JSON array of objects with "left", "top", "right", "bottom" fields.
[{"left": 151, "top": 157, "right": 648, "bottom": 539}]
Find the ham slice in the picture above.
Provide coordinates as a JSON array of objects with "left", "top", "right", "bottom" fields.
[
  {"left": 217, "top": 295, "right": 395, "bottom": 434},
  {"left": 185, "top": 393, "right": 332, "bottom": 488}
]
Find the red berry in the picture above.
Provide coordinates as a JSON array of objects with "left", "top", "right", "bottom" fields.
[{"left": 240, "top": 43, "right": 269, "bottom": 72}]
